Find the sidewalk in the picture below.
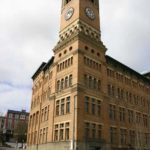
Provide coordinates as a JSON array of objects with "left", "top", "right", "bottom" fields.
[{"left": 0, "top": 147, "right": 23, "bottom": 150}]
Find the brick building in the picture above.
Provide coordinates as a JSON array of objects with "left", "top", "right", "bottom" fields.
[
  {"left": 4, "top": 109, "right": 29, "bottom": 141},
  {"left": 27, "top": 0, "right": 150, "bottom": 150}
]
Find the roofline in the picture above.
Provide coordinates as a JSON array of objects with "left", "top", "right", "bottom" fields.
[
  {"left": 106, "top": 55, "right": 150, "bottom": 84},
  {"left": 7, "top": 109, "right": 29, "bottom": 114},
  {"left": 32, "top": 62, "right": 46, "bottom": 80},
  {"left": 32, "top": 56, "right": 54, "bottom": 80}
]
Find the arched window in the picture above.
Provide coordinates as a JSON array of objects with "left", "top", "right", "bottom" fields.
[
  {"left": 69, "top": 75, "right": 73, "bottom": 86},
  {"left": 71, "top": 57, "right": 73, "bottom": 65},
  {"left": 60, "top": 63, "right": 62, "bottom": 71},
  {"left": 57, "top": 64, "right": 59, "bottom": 72},
  {"left": 61, "top": 79, "right": 64, "bottom": 90},
  {"left": 68, "top": 58, "right": 71, "bottom": 66},
  {"left": 62, "top": 62, "right": 65, "bottom": 69},
  {"left": 65, "top": 60, "right": 68, "bottom": 68},
  {"left": 57, "top": 80, "right": 60, "bottom": 91},
  {"left": 84, "top": 57, "right": 86, "bottom": 64},
  {"left": 65, "top": 76, "right": 68, "bottom": 88}
]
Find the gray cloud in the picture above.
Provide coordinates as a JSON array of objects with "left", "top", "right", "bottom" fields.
[{"left": 0, "top": 0, "right": 150, "bottom": 113}]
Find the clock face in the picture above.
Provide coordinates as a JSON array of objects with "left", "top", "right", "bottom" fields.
[
  {"left": 85, "top": 7, "right": 95, "bottom": 20},
  {"left": 65, "top": 7, "right": 74, "bottom": 21}
]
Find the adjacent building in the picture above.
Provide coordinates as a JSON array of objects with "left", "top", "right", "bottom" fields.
[
  {"left": 27, "top": 0, "right": 150, "bottom": 150},
  {"left": 4, "top": 109, "right": 29, "bottom": 141},
  {"left": 0, "top": 116, "right": 5, "bottom": 133}
]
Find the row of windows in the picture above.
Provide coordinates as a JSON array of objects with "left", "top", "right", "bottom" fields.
[
  {"left": 29, "top": 111, "right": 39, "bottom": 129},
  {"left": 110, "top": 127, "right": 150, "bottom": 146},
  {"left": 84, "top": 74, "right": 101, "bottom": 91},
  {"left": 57, "top": 75, "right": 73, "bottom": 91},
  {"left": 54, "top": 122, "right": 70, "bottom": 141},
  {"left": 39, "top": 127, "right": 48, "bottom": 144},
  {"left": 107, "top": 68, "right": 149, "bottom": 93},
  {"left": 31, "top": 87, "right": 51, "bottom": 109},
  {"left": 84, "top": 56, "right": 101, "bottom": 71},
  {"left": 84, "top": 122, "right": 102, "bottom": 139},
  {"left": 109, "top": 104, "right": 149, "bottom": 127},
  {"left": 41, "top": 106, "right": 49, "bottom": 122},
  {"left": 28, "top": 127, "right": 48, "bottom": 145},
  {"left": 8, "top": 113, "right": 27, "bottom": 120},
  {"left": 32, "top": 71, "right": 53, "bottom": 94},
  {"left": 84, "top": 96, "right": 101, "bottom": 116},
  {"left": 57, "top": 57, "right": 73, "bottom": 72},
  {"left": 56, "top": 97, "right": 70, "bottom": 116},
  {"left": 107, "top": 84, "right": 149, "bottom": 108}
]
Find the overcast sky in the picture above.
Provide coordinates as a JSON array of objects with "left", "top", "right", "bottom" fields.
[{"left": 0, "top": 0, "right": 150, "bottom": 114}]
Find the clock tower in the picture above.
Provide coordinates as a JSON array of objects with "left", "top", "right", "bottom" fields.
[{"left": 52, "top": 0, "right": 108, "bottom": 150}]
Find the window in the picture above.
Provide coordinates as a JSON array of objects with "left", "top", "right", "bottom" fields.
[
  {"left": 41, "top": 109, "right": 44, "bottom": 122},
  {"left": 92, "top": 124, "right": 96, "bottom": 138},
  {"left": 109, "top": 105, "right": 116, "bottom": 120},
  {"left": 71, "top": 57, "right": 73, "bottom": 65},
  {"left": 91, "top": 98, "right": 96, "bottom": 115},
  {"left": 60, "top": 124, "right": 64, "bottom": 140},
  {"left": 60, "top": 99, "right": 65, "bottom": 115},
  {"left": 61, "top": 79, "right": 64, "bottom": 90},
  {"left": 110, "top": 127, "right": 117, "bottom": 144},
  {"left": 128, "top": 110, "right": 134, "bottom": 123},
  {"left": 89, "top": 76, "right": 92, "bottom": 88},
  {"left": 66, "top": 97, "right": 70, "bottom": 113},
  {"left": 65, "top": 123, "right": 70, "bottom": 140},
  {"left": 143, "top": 115, "right": 148, "bottom": 127},
  {"left": 56, "top": 100, "right": 60, "bottom": 116},
  {"left": 98, "top": 80, "right": 101, "bottom": 90},
  {"left": 97, "top": 100, "right": 101, "bottom": 116},
  {"left": 98, "top": 125, "right": 102, "bottom": 139},
  {"left": 54, "top": 125, "right": 59, "bottom": 141},
  {"left": 65, "top": 77, "right": 68, "bottom": 88},
  {"left": 46, "top": 127, "right": 48, "bottom": 143},
  {"left": 136, "top": 112, "right": 141, "bottom": 124},
  {"left": 84, "top": 75, "right": 88, "bottom": 87},
  {"left": 119, "top": 107, "right": 125, "bottom": 122},
  {"left": 43, "top": 128, "right": 45, "bottom": 143},
  {"left": 120, "top": 129, "right": 127, "bottom": 145},
  {"left": 85, "top": 96, "right": 89, "bottom": 113},
  {"left": 8, "top": 113, "right": 13, "bottom": 118},
  {"left": 93, "top": 78, "right": 97, "bottom": 89},
  {"left": 69, "top": 75, "right": 72, "bottom": 86},
  {"left": 40, "top": 129, "right": 42, "bottom": 144},
  {"left": 57, "top": 80, "right": 60, "bottom": 91},
  {"left": 129, "top": 130, "right": 136, "bottom": 146},
  {"left": 85, "top": 123, "right": 90, "bottom": 139},
  {"left": 107, "top": 84, "right": 115, "bottom": 97}
]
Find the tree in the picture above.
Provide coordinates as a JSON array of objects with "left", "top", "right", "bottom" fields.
[{"left": 14, "top": 120, "right": 28, "bottom": 143}]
